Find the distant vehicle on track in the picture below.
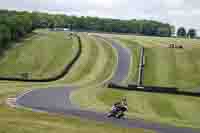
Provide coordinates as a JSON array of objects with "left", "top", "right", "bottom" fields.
[{"left": 107, "top": 98, "right": 128, "bottom": 119}]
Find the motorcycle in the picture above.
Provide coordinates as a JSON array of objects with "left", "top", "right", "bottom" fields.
[{"left": 107, "top": 106, "right": 127, "bottom": 119}]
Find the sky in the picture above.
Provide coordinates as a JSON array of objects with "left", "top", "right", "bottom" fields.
[{"left": 0, "top": 0, "right": 200, "bottom": 32}]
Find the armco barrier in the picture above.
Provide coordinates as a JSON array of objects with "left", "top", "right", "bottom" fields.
[
  {"left": 108, "top": 83, "right": 200, "bottom": 97},
  {"left": 138, "top": 47, "right": 144, "bottom": 86},
  {"left": 129, "top": 84, "right": 178, "bottom": 93},
  {"left": 0, "top": 34, "right": 82, "bottom": 82}
]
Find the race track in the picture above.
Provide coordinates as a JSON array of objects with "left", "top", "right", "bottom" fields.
[
  {"left": 110, "top": 41, "right": 131, "bottom": 83},
  {"left": 16, "top": 38, "right": 199, "bottom": 133}
]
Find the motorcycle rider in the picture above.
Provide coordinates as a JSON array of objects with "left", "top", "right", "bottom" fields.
[
  {"left": 108, "top": 98, "right": 128, "bottom": 118},
  {"left": 111, "top": 102, "right": 121, "bottom": 113},
  {"left": 117, "top": 97, "right": 128, "bottom": 116},
  {"left": 121, "top": 97, "right": 128, "bottom": 110}
]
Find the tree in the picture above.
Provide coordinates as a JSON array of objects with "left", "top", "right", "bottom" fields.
[
  {"left": 170, "top": 26, "right": 176, "bottom": 36},
  {"left": 0, "top": 9, "right": 175, "bottom": 52},
  {"left": 177, "top": 27, "right": 186, "bottom": 37},
  {"left": 187, "top": 28, "right": 196, "bottom": 38},
  {"left": 156, "top": 27, "right": 171, "bottom": 37},
  {"left": 0, "top": 24, "right": 11, "bottom": 49}
]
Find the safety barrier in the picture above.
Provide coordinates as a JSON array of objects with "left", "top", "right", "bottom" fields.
[
  {"left": 138, "top": 47, "right": 145, "bottom": 86},
  {"left": 108, "top": 83, "right": 200, "bottom": 97}
]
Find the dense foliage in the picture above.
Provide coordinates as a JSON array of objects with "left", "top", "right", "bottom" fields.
[
  {"left": 187, "top": 28, "right": 197, "bottom": 38},
  {"left": 0, "top": 9, "right": 174, "bottom": 54},
  {"left": 177, "top": 27, "right": 187, "bottom": 37},
  {"left": 70, "top": 17, "right": 174, "bottom": 37}
]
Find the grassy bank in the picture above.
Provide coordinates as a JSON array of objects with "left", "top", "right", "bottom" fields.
[
  {"left": 0, "top": 32, "right": 153, "bottom": 133},
  {"left": 70, "top": 35, "right": 118, "bottom": 109},
  {"left": 0, "top": 90, "right": 153, "bottom": 133},
  {"left": 64, "top": 34, "right": 117, "bottom": 86},
  {"left": 0, "top": 29, "right": 79, "bottom": 79},
  {"left": 97, "top": 88, "right": 200, "bottom": 129},
  {"left": 144, "top": 48, "right": 200, "bottom": 89},
  {"left": 73, "top": 33, "right": 200, "bottom": 129},
  {"left": 114, "top": 35, "right": 200, "bottom": 90}
]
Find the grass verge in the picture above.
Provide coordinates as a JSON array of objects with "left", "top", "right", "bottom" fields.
[
  {"left": 0, "top": 32, "right": 153, "bottom": 133},
  {"left": 0, "top": 29, "right": 79, "bottom": 79},
  {"left": 114, "top": 35, "right": 200, "bottom": 90},
  {"left": 70, "top": 35, "right": 118, "bottom": 110}
]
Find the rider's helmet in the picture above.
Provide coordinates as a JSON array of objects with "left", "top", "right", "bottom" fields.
[
  {"left": 121, "top": 97, "right": 127, "bottom": 106},
  {"left": 114, "top": 102, "right": 121, "bottom": 106}
]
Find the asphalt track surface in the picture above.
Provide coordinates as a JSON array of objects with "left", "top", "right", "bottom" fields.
[
  {"left": 109, "top": 41, "right": 131, "bottom": 83},
  {"left": 16, "top": 39, "right": 200, "bottom": 133}
]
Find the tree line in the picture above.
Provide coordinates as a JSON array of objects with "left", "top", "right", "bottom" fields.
[
  {"left": 0, "top": 9, "right": 176, "bottom": 54},
  {"left": 177, "top": 27, "right": 197, "bottom": 38}
]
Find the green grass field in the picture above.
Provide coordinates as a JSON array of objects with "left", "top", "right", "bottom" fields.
[
  {"left": 114, "top": 35, "right": 200, "bottom": 90},
  {"left": 70, "top": 35, "right": 118, "bottom": 109},
  {"left": 69, "top": 33, "right": 200, "bottom": 129},
  {"left": 97, "top": 87, "right": 200, "bottom": 128},
  {"left": 0, "top": 29, "right": 79, "bottom": 79},
  {"left": 115, "top": 35, "right": 200, "bottom": 48},
  {"left": 63, "top": 34, "right": 117, "bottom": 86},
  {"left": 2, "top": 30, "right": 200, "bottom": 132},
  {"left": 0, "top": 100, "right": 152, "bottom": 133},
  {"left": 0, "top": 31, "right": 152, "bottom": 133},
  {"left": 143, "top": 48, "right": 200, "bottom": 89}
]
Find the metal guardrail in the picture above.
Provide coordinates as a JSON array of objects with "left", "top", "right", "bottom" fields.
[
  {"left": 138, "top": 47, "right": 145, "bottom": 86},
  {"left": 108, "top": 83, "right": 200, "bottom": 97},
  {"left": 108, "top": 45, "right": 200, "bottom": 97}
]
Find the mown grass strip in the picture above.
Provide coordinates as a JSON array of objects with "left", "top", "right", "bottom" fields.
[
  {"left": 0, "top": 29, "right": 79, "bottom": 80},
  {"left": 0, "top": 32, "right": 154, "bottom": 133},
  {"left": 92, "top": 34, "right": 200, "bottom": 129},
  {"left": 63, "top": 33, "right": 100, "bottom": 85},
  {"left": 70, "top": 35, "right": 118, "bottom": 110}
]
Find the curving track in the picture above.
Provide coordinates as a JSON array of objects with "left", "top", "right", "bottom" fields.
[
  {"left": 16, "top": 37, "right": 199, "bottom": 133},
  {"left": 110, "top": 41, "right": 131, "bottom": 83}
]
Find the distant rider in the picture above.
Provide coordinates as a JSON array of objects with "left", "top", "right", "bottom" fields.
[
  {"left": 110, "top": 98, "right": 128, "bottom": 115},
  {"left": 120, "top": 97, "right": 128, "bottom": 112},
  {"left": 111, "top": 102, "right": 121, "bottom": 113}
]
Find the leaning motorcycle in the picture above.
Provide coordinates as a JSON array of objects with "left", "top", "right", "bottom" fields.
[{"left": 107, "top": 106, "right": 127, "bottom": 119}]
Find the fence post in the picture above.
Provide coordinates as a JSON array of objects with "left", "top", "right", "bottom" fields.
[{"left": 138, "top": 47, "right": 144, "bottom": 87}]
